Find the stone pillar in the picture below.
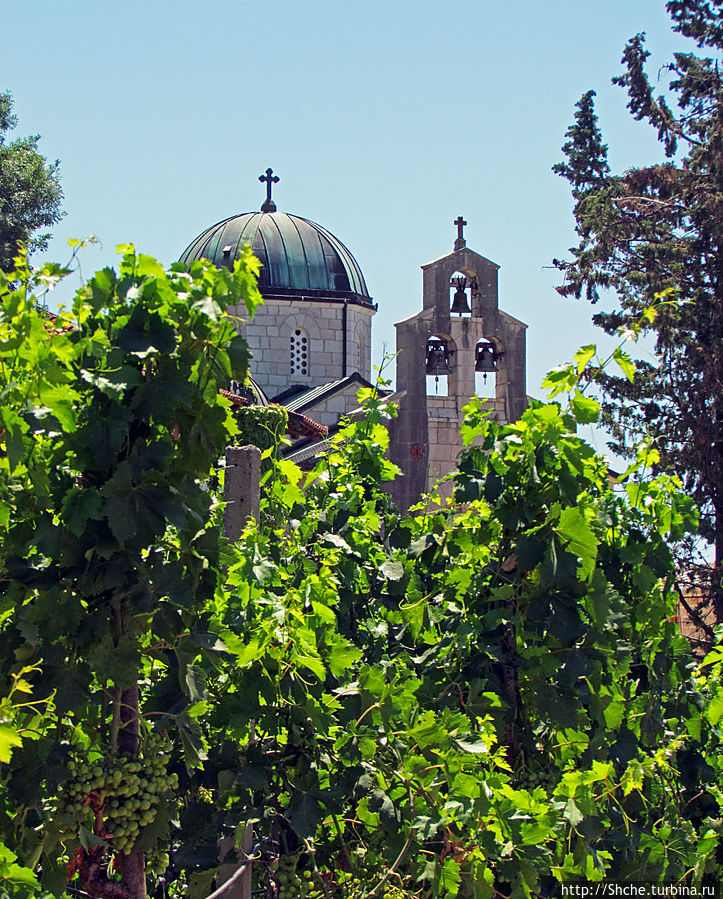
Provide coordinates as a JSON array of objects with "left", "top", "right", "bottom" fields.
[
  {"left": 215, "top": 823, "right": 254, "bottom": 899},
  {"left": 218, "top": 451, "right": 259, "bottom": 897},
  {"left": 223, "top": 446, "right": 261, "bottom": 540}
]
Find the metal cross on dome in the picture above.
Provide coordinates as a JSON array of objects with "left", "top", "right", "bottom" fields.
[{"left": 259, "top": 168, "right": 280, "bottom": 212}]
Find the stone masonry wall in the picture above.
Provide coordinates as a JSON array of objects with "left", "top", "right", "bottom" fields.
[
  {"left": 232, "top": 299, "right": 373, "bottom": 396},
  {"left": 426, "top": 396, "right": 503, "bottom": 498}
]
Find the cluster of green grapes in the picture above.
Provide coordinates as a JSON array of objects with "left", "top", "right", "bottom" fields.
[
  {"left": 147, "top": 847, "right": 171, "bottom": 877},
  {"left": 519, "top": 765, "right": 558, "bottom": 792},
  {"left": 379, "top": 885, "right": 414, "bottom": 899},
  {"left": 324, "top": 871, "right": 415, "bottom": 898},
  {"left": 330, "top": 870, "right": 359, "bottom": 897},
  {"left": 57, "top": 735, "right": 178, "bottom": 857},
  {"left": 272, "top": 854, "right": 315, "bottom": 898}
]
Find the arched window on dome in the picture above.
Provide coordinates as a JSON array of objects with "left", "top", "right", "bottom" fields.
[{"left": 289, "top": 328, "right": 309, "bottom": 378}]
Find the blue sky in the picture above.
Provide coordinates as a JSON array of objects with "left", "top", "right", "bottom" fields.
[{"left": 1, "top": 0, "right": 692, "bottom": 451}]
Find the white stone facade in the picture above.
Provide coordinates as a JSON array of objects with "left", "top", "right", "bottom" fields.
[{"left": 232, "top": 299, "right": 374, "bottom": 396}]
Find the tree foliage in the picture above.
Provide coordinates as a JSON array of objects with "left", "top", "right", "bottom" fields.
[
  {"left": 0, "top": 92, "right": 64, "bottom": 270},
  {"left": 552, "top": 1, "right": 723, "bottom": 595},
  {"left": 0, "top": 248, "right": 721, "bottom": 897}
]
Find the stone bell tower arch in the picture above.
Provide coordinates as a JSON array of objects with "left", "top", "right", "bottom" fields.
[{"left": 388, "top": 217, "right": 528, "bottom": 510}]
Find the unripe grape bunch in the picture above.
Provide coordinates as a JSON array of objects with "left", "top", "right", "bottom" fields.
[
  {"left": 519, "top": 764, "right": 557, "bottom": 791},
  {"left": 272, "top": 863, "right": 415, "bottom": 899},
  {"left": 330, "top": 867, "right": 415, "bottom": 898},
  {"left": 56, "top": 734, "right": 178, "bottom": 861},
  {"left": 272, "top": 853, "right": 316, "bottom": 899}
]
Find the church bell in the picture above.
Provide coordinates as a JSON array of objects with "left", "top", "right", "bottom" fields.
[
  {"left": 425, "top": 337, "right": 450, "bottom": 376},
  {"left": 475, "top": 341, "right": 498, "bottom": 382},
  {"left": 450, "top": 277, "right": 471, "bottom": 315}
]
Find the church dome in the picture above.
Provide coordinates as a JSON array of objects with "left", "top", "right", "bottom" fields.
[{"left": 179, "top": 210, "right": 372, "bottom": 306}]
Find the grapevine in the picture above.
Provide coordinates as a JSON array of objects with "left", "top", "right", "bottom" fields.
[{"left": 236, "top": 406, "right": 288, "bottom": 456}]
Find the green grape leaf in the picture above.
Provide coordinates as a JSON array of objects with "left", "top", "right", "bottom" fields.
[
  {"left": 0, "top": 725, "right": 23, "bottom": 763},
  {"left": 570, "top": 390, "right": 601, "bottom": 424},
  {"left": 574, "top": 344, "right": 596, "bottom": 374},
  {"left": 554, "top": 507, "right": 598, "bottom": 579},
  {"left": 327, "top": 637, "right": 362, "bottom": 678},
  {"left": 613, "top": 347, "right": 635, "bottom": 382},
  {"left": 564, "top": 798, "right": 584, "bottom": 827},
  {"left": 380, "top": 560, "right": 404, "bottom": 581},
  {"left": 287, "top": 792, "right": 322, "bottom": 839}
]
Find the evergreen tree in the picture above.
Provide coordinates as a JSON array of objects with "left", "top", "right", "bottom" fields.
[
  {"left": 553, "top": 1, "right": 723, "bottom": 617},
  {"left": 0, "top": 91, "right": 64, "bottom": 269}
]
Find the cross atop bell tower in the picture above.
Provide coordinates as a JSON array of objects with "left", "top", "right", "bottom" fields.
[{"left": 454, "top": 215, "right": 467, "bottom": 251}]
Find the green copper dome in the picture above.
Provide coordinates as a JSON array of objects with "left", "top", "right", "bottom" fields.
[{"left": 179, "top": 211, "right": 372, "bottom": 306}]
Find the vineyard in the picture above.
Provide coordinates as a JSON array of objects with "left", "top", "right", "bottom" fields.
[{"left": 0, "top": 247, "right": 721, "bottom": 898}]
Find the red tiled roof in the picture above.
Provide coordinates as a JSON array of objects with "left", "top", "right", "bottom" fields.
[
  {"left": 286, "top": 411, "right": 328, "bottom": 440},
  {"left": 219, "top": 389, "right": 252, "bottom": 407}
]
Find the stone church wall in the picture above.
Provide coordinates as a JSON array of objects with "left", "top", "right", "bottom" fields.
[
  {"left": 426, "top": 396, "right": 504, "bottom": 499},
  {"left": 234, "top": 299, "right": 372, "bottom": 396},
  {"left": 347, "top": 305, "right": 374, "bottom": 382}
]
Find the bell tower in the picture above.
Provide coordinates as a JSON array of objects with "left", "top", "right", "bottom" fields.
[{"left": 388, "top": 218, "right": 527, "bottom": 510}]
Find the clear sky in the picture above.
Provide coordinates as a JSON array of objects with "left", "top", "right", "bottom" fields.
[{"left": 1, "top": 0, "right": 693, "bottom": 453}]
